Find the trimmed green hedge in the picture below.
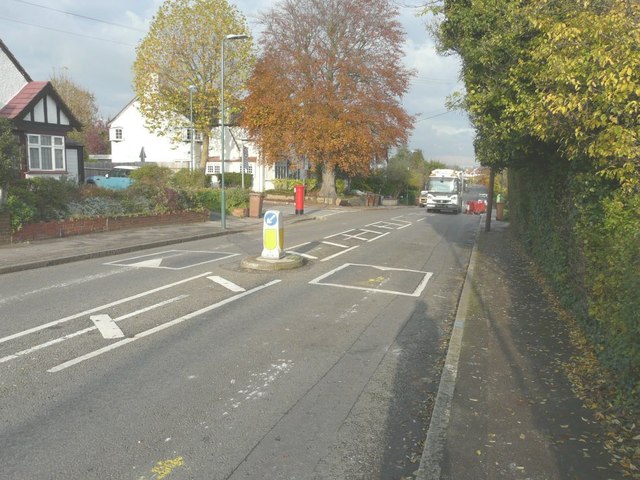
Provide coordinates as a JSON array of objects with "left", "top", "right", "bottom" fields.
[{"left": 509, "top": 157, "right": 639, "bottom": 408}]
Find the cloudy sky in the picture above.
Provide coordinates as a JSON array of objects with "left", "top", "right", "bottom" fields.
[{"left": 1, "top": 0, "right": 476, "bottom": 166}]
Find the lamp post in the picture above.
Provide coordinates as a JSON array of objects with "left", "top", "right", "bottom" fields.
[
  {"left": 188, "top": 85, "right": 196, "bottom": 171},
  {"left": 220, "top": 33, "right": 249, "bottom": 230}
]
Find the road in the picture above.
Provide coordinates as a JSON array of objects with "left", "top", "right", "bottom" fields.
[{"left": 0, "top": 206, "right": 480, "bottom": 479}]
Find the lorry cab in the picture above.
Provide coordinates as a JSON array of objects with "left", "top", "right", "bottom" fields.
[{"left": 419, "top": 169, "right": 464, "bottom": 214}]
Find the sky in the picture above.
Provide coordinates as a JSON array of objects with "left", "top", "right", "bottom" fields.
[{"left": 1, "top": 0, "right": 476, "bottom": 167}]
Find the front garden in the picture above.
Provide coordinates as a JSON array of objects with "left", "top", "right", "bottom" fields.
[{"left": 0, "top": 164, "right": 252, "bottom": 236}]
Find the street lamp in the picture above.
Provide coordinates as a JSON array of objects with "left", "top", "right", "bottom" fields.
[
  {"left": 188, "top": 85, "right": 196, "bottom": 171},
  {"left": 220, "top": 33, "right": 249, "bottom": 230}
]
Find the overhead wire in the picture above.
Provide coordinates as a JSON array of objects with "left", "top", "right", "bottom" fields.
[
  {"left": 11, "top": 0, "right": 146, "bottom": 33},
  {"left": 0, "top": 16, "right": 137, "bottom": 47}
]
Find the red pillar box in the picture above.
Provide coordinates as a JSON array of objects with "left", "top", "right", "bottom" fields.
[{"left": 294, "top": 184, "right": 305, "bottom": 215}]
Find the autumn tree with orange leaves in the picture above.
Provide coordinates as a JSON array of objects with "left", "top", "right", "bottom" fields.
[{"left": 241, "top": 0, "right": 414, "bottom": 199}]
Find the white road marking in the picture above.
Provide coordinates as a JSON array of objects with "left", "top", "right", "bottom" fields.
[
  {"left": 286, "top": 241, "right": 311, "bottom": 250},
  {"left": 366, "top": 231, "right": 390, "bottom": 242},
  {"left": 0, "top": 272, "right": 212, "bottom": 345},
  {"left": 0, "top": 296, "right": 188, "bottom": 364},
  {"left": 105, "top": 250, "right": 239, "bottom": 270},
  {"left": 0, "top": 327, "right": 94, "bottom": 364},
  {"left": 0, "top": 270, "right": 128, "bottom": 307},
  {"left": 91, "top": 314, "right": 124, "bottom": 339},
  {"left": 309, "top": 263, "right": 433, "bottom": 297},
  {"left": 207, "top": 276, "right": 246, "bottom": 292},
  {"left": 320, "top": 246, "right": 359, "bottom": 262},
  {"left": 48, "top": 280, "right": 282, "bottom": 373},
  {"left": 128, "top": 258, "right": 164, "bottom": 268},
  {"left": 325, "top": 228, "right": 387, "bottom": 242},
  {"left": 365, "top": 222, "right": 396, "bottom": 230},
  {"left": 287, "top": 251, "right": 318, "bottom": 260},
  {"left": 321, "top": 241, "right": 349, "bottom": 248},
  {"left": 324, "top": 228, "right": 356, "bottom": 239}
]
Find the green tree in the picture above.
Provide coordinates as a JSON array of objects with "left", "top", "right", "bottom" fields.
[
  {"left": 511, "top": 0, "right": 640, "bottom": 190},
  {"left": 50, "top": 68, "right": 109, "bottom": 155},
  {"left": 0, "top": 117, "right": 20, "bottom": 206},
  {"left": 133, "top": 0, "right": 254, "bottom": 169},
  {"left": 241, "top": 0, "right": 414, "bottom": 199},
  {"left": 427, "top": 0, "right": 545, "bottom": 170}
]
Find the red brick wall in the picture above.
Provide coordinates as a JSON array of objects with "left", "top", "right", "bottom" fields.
[{"left": 7, "top": 211, "right": 209, "bottom": 243}]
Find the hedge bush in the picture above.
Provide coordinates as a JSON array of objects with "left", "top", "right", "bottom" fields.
[
  {"left": 4, "top": 168, "right": 231, "bottom": 232},
  {"left": 509, "top": 157, "right": 639, "bottom": 409},
  {"left": 223, "top": 172, "right": 254, "bottom": 188},
  {"left": 271, "top": 178, "right": 318, "bottom": 191}
]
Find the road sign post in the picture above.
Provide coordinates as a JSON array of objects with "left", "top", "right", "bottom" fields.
[{"left": 261, "top": 210, "right": 284, "bottom": 259}]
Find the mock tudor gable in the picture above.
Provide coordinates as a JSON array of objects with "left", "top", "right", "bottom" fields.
[{"left": 0, "top": 38, "right": 81, "bottom": 176}]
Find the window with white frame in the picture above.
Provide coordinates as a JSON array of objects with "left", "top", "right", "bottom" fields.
[
  {"left": 205, "top": 163, "right": 222, "bottom": 175},
  {"left": 28, "top": 134, "right": 65, "bottom": 171},
  {"left": 109, "top": 127, "right": 123, "bottom": 142},
  {"left": 183, "top": 128, "right": 202, "bottom": 142}
]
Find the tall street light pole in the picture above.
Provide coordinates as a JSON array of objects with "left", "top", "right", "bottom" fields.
[
  {"left": 220, "top": 33, "right": 249, "bottom": 230},
  {"left": 188, "top": 85, "right": 196, "bottom": 171}
]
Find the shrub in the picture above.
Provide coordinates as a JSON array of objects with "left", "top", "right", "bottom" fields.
[
  {"left": 194, "top": 188, "right": 221, "bottom": 212},
  {"left": 6, "top": 193, "right": 37, "bottom": 231},
  {"left": 4, "top": 177, "right": 80, "bottom": 229},
  {"left": 272, "top": 178, "right": 317, "bottom": 191},
  {"left": 224, "top": 187, "right": 249, "bottom": 210},
  {"left": 30, "top": 177, "right": 81, "bottom": 221},
  {"left": 223, "top": 172, "right": 253, "bottom": 188},
  {"left": 171, "top": 168, "right": 208, "bottom": 189},
  {"left": 3, "top": 168, "right": 245, "bottom": 232}
]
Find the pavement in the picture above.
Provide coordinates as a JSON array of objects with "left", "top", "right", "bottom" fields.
[
  {"left": 0, "top": 201, "right": 310, "bottom": 275},
  {"left": 417, "top": 219, "right": 625, "bottom": 480},
  {"left": 0, "top": 206, "right": 624, "bottom": 479}
]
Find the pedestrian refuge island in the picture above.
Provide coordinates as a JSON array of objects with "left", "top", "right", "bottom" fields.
[{"left": 240, "top": 210, "right": 305, "bottom": 271}]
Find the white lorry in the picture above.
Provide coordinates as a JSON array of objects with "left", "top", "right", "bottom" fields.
[{"left": 419, "top": 169, "right": 464, "bottom": 213}]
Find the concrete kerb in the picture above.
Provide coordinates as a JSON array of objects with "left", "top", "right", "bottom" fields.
[
  {"left": 240, "top": 254, "right": 306, "bottom": 271},
  {"left": 0, "top": 230, "right": 232, "bottom": 276},
  {"left": 0, "top": 212, "right": 323, "bottom": 276},
  {"left": 415, "top": 216, "right": 483, "bottom": 480}
]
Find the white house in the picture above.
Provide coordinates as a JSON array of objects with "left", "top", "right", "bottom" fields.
[
  {"left": 0, "top": 38, "right": 83, "bottom": 182},
  {"left": 108, "top": 99, "right": 283, "bottom": 192}
]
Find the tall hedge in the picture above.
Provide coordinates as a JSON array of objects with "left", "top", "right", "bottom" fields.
[{"left": 509, "top": 159, "right": 639, "bottom": 407}]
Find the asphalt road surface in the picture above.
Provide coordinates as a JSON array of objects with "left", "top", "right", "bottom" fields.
[{"left": 0, "top": 206, "right": 480, "bottom": 479}]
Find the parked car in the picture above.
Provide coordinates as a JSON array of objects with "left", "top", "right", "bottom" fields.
[{"left": 86, "top": 166, "right": 138, "bottom": 190}]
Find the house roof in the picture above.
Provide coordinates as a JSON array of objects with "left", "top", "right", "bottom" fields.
[
  {"left": 107, "top": 97, "right": 138, "bottom": 126},
  {"left": 0, "top": 38, "right": 32, "bottom": 83},
  {"left": 0, "top": 81, "right": 81, "bottom": 129},
  {"left": 0, "top": 81, "right": 48, "bottom": 120}
]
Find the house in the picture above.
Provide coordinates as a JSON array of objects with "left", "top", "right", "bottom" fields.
[
  {"left": 109, "top": 98, "right": 194, "bottom": 169},
  {"left": 109, "top": 98, "right": 288, "bottom": 192},
  {"left": 0, "top": 39, "right": 84, "bottom": 182}
]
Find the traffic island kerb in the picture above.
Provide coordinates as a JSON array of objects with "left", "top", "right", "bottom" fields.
[{"left": 240, "top": 254, "right": 306, "bottom": 271}]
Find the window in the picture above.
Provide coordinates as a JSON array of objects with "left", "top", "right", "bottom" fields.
[
  {"left": 183, "top": 128, "right": 202, "bottom": 142},
  {"left": 28, "top": 134, "right": 65, "bottom": 171},
  {"left": 275, "top": 160, "right": 303, "bottom": 180},
  {"left": 109, "top": 127, "right": 123, "bottom": 142},
  {"left": 275, "top": 161, "right": 288, "bottom": 179},
  {"left": 205, "top": 163, "right": 221, "bottom": 175}
]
